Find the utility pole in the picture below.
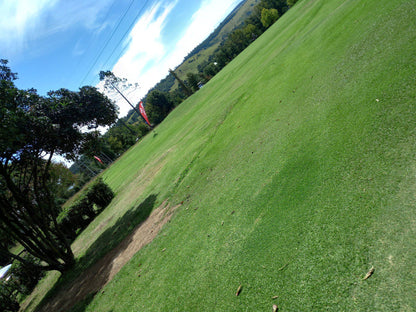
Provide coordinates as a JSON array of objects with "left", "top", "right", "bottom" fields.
[
  {"left": 109, "top": 80, "right": 142, "bottom": 119},
  {"left": 169, "top": 69, "right": 193, "bottom": 97},
  {"left": 99, "top": 71, "right": 152, "bottom": 128},
  {"left": 118, "top": 117, "right": 137, "bottom": 135}
]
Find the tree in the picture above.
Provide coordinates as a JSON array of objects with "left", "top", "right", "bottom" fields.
[
  {"left": 169, "top": 69, "right": 193, "bottom": 97},
  {"left": 0, "top": 229, "right": 14, "bottom": 265},
  {"left": 186, "top": 72, "right": 200, "bottom": 92},
  {"left": 261, "top": 8, "right": 280, "bottom": 28},
  {"left": 287, "top": 0, "right": 298, "bottom": 7},
  {"left": 0, "top": 280, "right": 20, "bottom": 312},
  {"left": 48, "top": 162, "right": 77, "bottom": 206},
  {"left": 10, "top": 253, "right": 45, "bottom": 296},
  {"left": 215, "top": 23, "right": 261, "bottom": 68},
  {"left": 202, "top": 62, "right": 220, "bottom": 79},
  {"left": 145, "top": 90, "right": 174, "bottom": 125},
  {"left": 0, "top": 60, "right": 118, "bottom": 272},
  {"left": 99, "top": 71, "right": 151, "bottom": 127}
]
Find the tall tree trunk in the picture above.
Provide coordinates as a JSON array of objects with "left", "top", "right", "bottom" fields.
[
  {"left": 169, "top": 69, "right": 193, "bottom": 97},
  {"left": 0, "top": 164, "right": 75, "bottom": 273}
]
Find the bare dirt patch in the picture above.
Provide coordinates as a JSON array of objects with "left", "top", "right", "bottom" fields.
[{"left": 37, "top": 201, "right": 180, "bottom": 312}]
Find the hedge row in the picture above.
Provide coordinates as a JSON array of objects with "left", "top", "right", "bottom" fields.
[{"left": 58, "top": 178, "right": 114, "bottom": 241}]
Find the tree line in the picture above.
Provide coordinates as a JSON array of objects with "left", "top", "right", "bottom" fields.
[{"left": 188, "top": 0, "right": 298, "bottom": 87}]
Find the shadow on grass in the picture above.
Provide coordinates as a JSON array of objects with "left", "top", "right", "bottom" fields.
[
  {"left": 66, "top": 291, "right": 96, "bottom": 312},
  {"left": 77, "top": 194, "right": 158, "bottom": 272},
  {"left": 68, "top": 291, "right": 115, "bottom": 312},
  {"left": 34, "top": 194, "right": 158, "bottom": 312}
]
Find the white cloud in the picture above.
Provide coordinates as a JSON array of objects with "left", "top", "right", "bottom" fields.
[
  {"left": 0, "top": 0, "right": 55, "bottom": 52},
  {"left": 0, "top": 0, "right": 112, "bottom": 56},
  {"left": 169, "top": 0, "right": 242, "bottom": 65},
  {"left": 111, "top": 1, "right": 177, "bottom": 117},
  {"left": 110, "top": 0, "right": 241, "bottom": 117}
]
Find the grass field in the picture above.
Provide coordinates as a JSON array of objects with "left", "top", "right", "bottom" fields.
[{"left": 24, "top": 0, "right": 416, "bottom": 310}]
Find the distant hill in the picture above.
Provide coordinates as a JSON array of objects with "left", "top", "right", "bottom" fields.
[{"left": 153, "top": 0, "right": 260, "bottom": 93}]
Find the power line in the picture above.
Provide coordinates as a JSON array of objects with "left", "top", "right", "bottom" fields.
[
  {"left": 101, "top": 0, "right": 151, "bottom": 71},
  {"left": 78, "top": 0, "right": 137, "bottom": 87},
  {"left": 71, "top": 0, "right": 119, "bottom": 85}
]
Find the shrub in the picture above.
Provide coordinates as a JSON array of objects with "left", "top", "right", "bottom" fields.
[
  {"left": 86, "top": 178, "right": 115, "bottom": 211},
  {"left": 261, "top": 8, "right": 279, "bottom": 28},
  {"left": 58, "top": 178, "right": 114, "bottom": 242},
  {"left": 0, "top": 282, "right": 19, "bottom": 312},
  {"left": 0, "top": 254, "right": 45, "bottom": 312},
  {"left": 10, "top": 253, "right": 44, "bottom": 296}
]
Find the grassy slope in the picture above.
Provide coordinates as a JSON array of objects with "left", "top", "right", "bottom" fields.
[
  {"left": 84, "top": 0, "right": 416, "bottom": 310},
  {"left": 30, "top": 0, "right": 416, "bottom": 310},
  {"left": 78, "top": 0, "right": 416, "bottom": 310}
]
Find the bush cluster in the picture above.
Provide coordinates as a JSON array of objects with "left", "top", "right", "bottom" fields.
[
  {"left": 0, "top": 179, "right": 113, "bottom": 312},
  {"left": 0, "top": 254, "right": 44, "bottom": 312},
  {"left": 0, "top": 283, "right": 19, "bottom": 312},
  {"left": 58, "top": 178, "right": 114, "bottom": 242}
]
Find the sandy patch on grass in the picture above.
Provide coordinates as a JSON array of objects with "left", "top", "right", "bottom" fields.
[{"left": 37, "top": 201, "right": 180, "bottom": 312}]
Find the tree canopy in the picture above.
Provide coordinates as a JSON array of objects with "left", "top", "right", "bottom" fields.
[
  {"left": 261, "top": 8, "right": 280, "bottom": 28},
  {"left": 0, "top": 59, "right": 118, "bottom": 272},
  {"left": 145, "top": 90, "right": 175, "bottom": 125}
]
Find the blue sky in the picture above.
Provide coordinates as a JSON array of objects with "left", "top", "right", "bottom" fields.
[{"left": 1, "top": 0, "right": 242, "bottom": 116}]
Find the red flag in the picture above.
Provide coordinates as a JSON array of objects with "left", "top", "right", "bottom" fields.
[
  {"left": 94, "top": 156, "right": 103, "bottom": 164},
  {"left": 139, "top": 101, "right": 151, "bottom": 126}
]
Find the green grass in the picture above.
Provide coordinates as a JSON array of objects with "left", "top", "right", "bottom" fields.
[{"left": 24, "top": 0, "right": 416, "bottom": 310}]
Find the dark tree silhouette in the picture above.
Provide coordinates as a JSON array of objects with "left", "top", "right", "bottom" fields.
[{"left": 0, "top": 60, "right": 118, "bottom": 272}]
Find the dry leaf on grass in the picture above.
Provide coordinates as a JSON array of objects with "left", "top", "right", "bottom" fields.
[
  {"left": 236, "top": 285, "right": 242, "bottom": 296},
  {"left": 363, "top": 266, "right": 375, "bottom": 280}
]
